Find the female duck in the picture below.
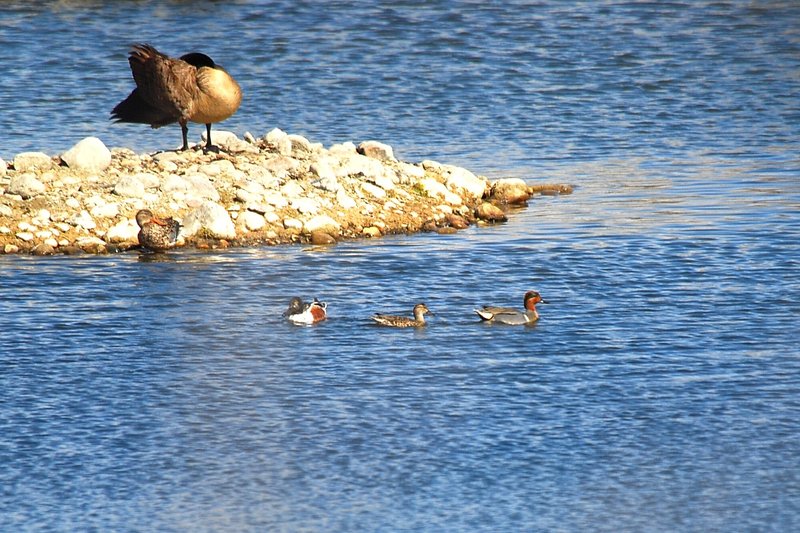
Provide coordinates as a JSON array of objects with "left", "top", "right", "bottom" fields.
[
  {"left": 112, "top": 43, "right": 242, "bottom": 152},
  {"left": 372, "top": 303, "right": 433, "bottom": 328},
  {"left": 135, "top": 209, "right": 181, "bottom": 252},
  {"left": 476, "top": 290, "right": 547, "bottom": 325},
  {"left": 283, "top": 297, "right": 328, "bottom": 324}
]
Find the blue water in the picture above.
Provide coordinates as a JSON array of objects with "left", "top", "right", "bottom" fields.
[{"left": 2, "top": 1, "right": 800, "bottom": 531}]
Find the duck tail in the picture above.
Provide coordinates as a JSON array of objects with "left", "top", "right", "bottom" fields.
[{"left": 475, "top": 309, "right": 493, "bottom": 321}]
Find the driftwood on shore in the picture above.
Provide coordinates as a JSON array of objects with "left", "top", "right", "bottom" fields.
[{"left": 0, "top": 129, "right": 572, "bottom": 255}]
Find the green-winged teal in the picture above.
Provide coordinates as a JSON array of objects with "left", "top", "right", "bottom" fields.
[{"left": 476, "top": 291, "right": 547, "bottom": 325}]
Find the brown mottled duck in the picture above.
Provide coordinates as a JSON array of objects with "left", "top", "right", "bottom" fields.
[
  {"left": 372, "top": 303, "right": 433, "bottom": 328},
  {"left": 111, "top": 43, "right": 242, "bottom": 152},
  {"left": 135, "top": 209, "right": 181, "bottom": 252}
]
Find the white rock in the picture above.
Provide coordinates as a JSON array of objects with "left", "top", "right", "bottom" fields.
[
  {"left": 443, "top": 165, "right": 487, "bottom": 199},
  {"left": 280, "top": 181, "right": 305, "bottom": 199},
  {"left": 7, "top": 173, "right": 46, "bottom": 198},
  {"left": 263, "top": 155, "right": 300, "bottom": 178},
  {"left": 288, "top": 134, "right": 313, "bottom": 153},
  {"left": 264, "top": 128, "right": 293, "bottom": 155},
  {"left": 35, "top": 230, "right": 53, "bottom": 239},
  {"left": 75, "top": 236, "right": 106, "bottom": 248},
  {"left": 265, "top": 212, "right": 280, "bottom": 224},
  {"left": 60, "top": 137, "right": 111, "bottom": 172},
  {"left": 0, "top": 226, "right": 10, "bottom": 234},
  {"left": 336, "top": 189, "right": 357, "bottom": 209},
  {"left": 33, "top": 209, "right": 51, "bottom": 223},
  {"left": 303, "top": 215, "right": 340, "bottom": 234},
  {"left": 361, "top": 182, "right": 387, "bottom": 199},
  {"left": 264, "top": 191, "right": 288, "bottom": 208},
  {"left": 134, "top": 172, "right": 161, "bottom": 190},
  {"left": 243, "top": 211, "right": 266, "bottom": 231},
  {"left": 202, "top": 130, "right": 259, "bottom": 153},
  {"left": 13, "top": 152, "right": 52, "bottom": 172},
  {"left": 0, "top": 205, "right": 11, "bottom": 217},
  {"left": 184, "top": 174, "right": 220, "bottom": 201},
  {"left": 65, "top": 198, "right": 81, "bottom": 209},
  {"left": 105, "top": 219, "right": 139, "bottom": 243},
  {"left": 199, "top": 159, "right": 237, "bottom": 177},
  {"left": 16, "top": 232, "right": 34, "bottom": 241},
  {"left": 283, "top": 217, "right": 303, "bottom": 230},
  {"left": 91, "top": 203, "right": 119, "bottom": 219},
  {"left": 114, "top": 175, "right": 145, "bottom": 198},
  {"left": 0, "top": 158, "right": 6, "bottom": 177},
  {"left": 161, "top": 174, "right": 189, "bottom": 193},
  {"left": 5, "top": 244, "right": 19, "bottom": 254},
  {"left": 419, "top": 178, "right": 449, "bottom": 199},
  {"left": 45, "top": 238, "right": 59, "bottom": 248},
  {"left": 328, "top": 142, "right": 357, "bottom": 156},
  {"left": 310, "top": 157, "right": 337, "bottom": 181},
  {"left": 70, "top": 210, "right": 96, "bottom": 230},
  {"left": 291, "top": 197, "right": 319, "bottom": 214},
  {"left": 357, "top": 140, "right": 395, "bottom": 161},
  {"left": 181, "top": 201, "right": 236, "bottom": 239},
  {"left": 18, "top": 221, "right": 33, "bottom": 231}
]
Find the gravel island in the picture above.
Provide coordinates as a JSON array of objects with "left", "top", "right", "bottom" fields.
[{"left": 0, "top": 129, "right": 571, "bottom": 255}]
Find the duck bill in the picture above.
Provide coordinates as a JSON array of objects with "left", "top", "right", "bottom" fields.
[{"left": 151, "top": 216, "right": 169, "bottom": 226}]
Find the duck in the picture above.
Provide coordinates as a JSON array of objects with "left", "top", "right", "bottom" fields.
[
  {"left": 283, "top": 297, "right": 328, "bottom": 324},
  {"left": 372, "top": 303, "right": 433, "bottom": 328},
  {"left": 135, "top": 209, "right": 181, "bottom": 252},
  {"left": 476, "top": 290, "right": 547, "bottom": 325},
  {"left": 111, "top": 43, "right": 242, "bottom": 152}
]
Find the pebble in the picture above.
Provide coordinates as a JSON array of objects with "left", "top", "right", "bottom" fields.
[
  {"left": 491, "top": 178, "right": 532, "bottom": 204},
  {"left": 243, "top": 211, "right": 266, "bottom": 231},
  {"left": 310, "top": 231, "right": 336, "bottom": 245},
  {"left": 304, "top": 215, "right": 340, "bottom": 235},
  {"left": 475, "top": 202, "right": 508, "bottom": 222}
]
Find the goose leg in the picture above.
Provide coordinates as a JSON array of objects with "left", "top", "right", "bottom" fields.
[
  {"left": 204, "top": 123, "right": 219, "bottom": 153},
  {"left": 180, "top": 120, "right": 189, "bottom": 151}
]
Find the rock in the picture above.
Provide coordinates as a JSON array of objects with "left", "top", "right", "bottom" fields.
[
  {"left": 329, "top": 142, "right": 357, "bottom": 156},
  {"left": 475, "top": 202, "right": 507, "bottom": 222},
  {"left": 65, "top": 198, "right": 81, "bottom": 209},
  {"left": 135, "top": 172, "right": 161, "bottom": 190},
  {"left": 281, "top": 181, "right": 305, "bottom": 200},
  {"left": 13, "top": 152, "right": 53, "bottom": 172},
  {"left": 181, "top": 201, "right": 236, "bottom": 239},
  {"left": 202, "top": 130, "right": 258, "bottom": 153},
  {"left": 304, "top": 215, "right": 340, "bottom": 235},
  {"left": 361, "top": 182, "right": 386, "bottom": 199},
  {"left": 309, "top": 231, "right": 336, "bottom": 245},
  {"left": 105, "top": 219, "right": 139, "bottom": 243},
  {"left": 16, "top": 231, "right": 34, "bottom": 242},
  {"left": 114, "top": 174, "right": 145, "bottom": 198},
  {"left": 264, "top": 191, "right": 288, "bottom": 208},
  {"left": 90, "top": 203, "right": 119, "bottom": 219},
  {"left": 0, "top": 158, "right": 6, "bottom": 177},
  {"left": 75, "top": 236, "right": 107, "bottom": 253},
  {"left": 336, "top": 189, "right": 357, "bottom": 209},
  {"left": 283, "top": 217, "right": 303, "bottom": 230},
  {"left": 292, "top": 197, "right": 319, "bottom": 215},
  {"left": 243, "top": 211, "right": 266, "bottom": 231},
  {"left": 70, "top": 210, "right": 97, "bottom": 230},
  {"left": 0, "top": 205, "right": 11, "bottom": 217},
  {"left": 443, "top": 165, "right": 488, "bottom": 199},
  {"left": 446, "top": 214, "right": 470, "bottom": 229},
  {"left": 5, "top": 244, "right": 20, "bottom": 254},
  {"left": 60, "top": 137, "right": 111, "bottom": 172},
  {"left": 491, "top": 178, "right": 531, "bottom": 204},
  {"left": 357, "top": 140, "right": 395, "bottom": 162},
  {"left": 184, "top": 174, "right": 220, "bottom": 201},
  {"left": 32, "top": 243, "right": 56, "bottom": 256},
  {"left": 7, "top": 173, "right": 46, "bottom": 199},
  {"left": 162, "top": 174, "right": 189, "bottom": 193},
  {"left": 264, "top": 128, "right": 292, "bottom": 155},
  {"left": 437, "top": 227, "right": 458, "bottom": 235},
  {"left": 363, "top": 226, "right": 382, "bottom": 238},
  {"left": 288, "top": 134, "right": 317, "bottom": 154}
]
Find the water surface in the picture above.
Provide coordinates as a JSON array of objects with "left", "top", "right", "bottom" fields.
[{"left": 1, "top": 1, "right": 799, "bottom": 531}]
